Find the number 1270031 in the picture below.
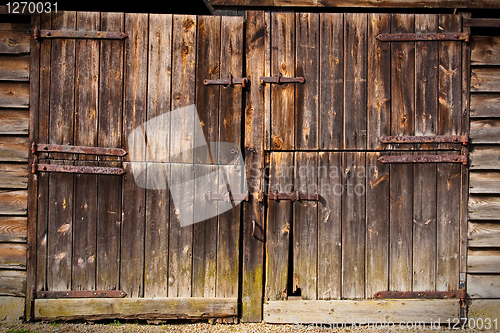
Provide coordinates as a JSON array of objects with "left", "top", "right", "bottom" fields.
[{"left": 6, "top": 2, "right": 57, "bottom": 14}]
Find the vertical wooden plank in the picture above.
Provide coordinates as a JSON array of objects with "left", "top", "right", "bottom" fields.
[
  {"left": 266, "top": 152, "right": 293, "bottom": 301},
  {"left": 342, "top": 152, "right": 366, "bottom": 299},
  {"left": 96, "top": 12, "right": 124, "bottom": 292},
  {"left": 242, "top": 10, "right": 268, "bottom": 322},
  {"left": 344, "top": 13, "right": 367, "bottom": 150},
  {"left": 121, "top": 13, "right": 148, "bottom": 298},
  {"left": 143, "top": 13, "right": 172, "bottom": 298},
  {"left": 389, "top": 151, "right": 413, "bottom": 292},
  {"left": 391, "top": 14, "right": 415, "bottom": 140},
  {"left": 412, "top": 14, "right": 438, "bottom": 292},
  {"left": 217, "top": 15, "right": 243, "bottom": 299},
  {"left": 26, "top": 13, "right": 41, "bottom": 320},
  {"left": 168, "top": 14, "right": 197, "bottom": 298},
  {"left": 293, "top": 152, "right": 318, "bottom": 299},
  {"left": 317, "top": 152, "right": 341, "bottom": 299},
  {"left": 319, "top": 13, "right": 343, "bottom": 150},
  {"left": 270, "top": 12, "right": 294, "bottom": 151},
  {"left": 412, "top": 151, "right": 437, "bottom": 291},
  {"left": 72, "top": 11, "right": 100, "bottom": 292},
  {"left": 295, "top": 13, "right": 319, "bottom": 150},
  {"left": 365, "top": 152, "right": 390, "bottom": 297},
  {"left": 46, "top": 11, "right": 76, "bottom": 292},
  {"left": 367, "top": 14, "right": 391, "bottom": 150}
]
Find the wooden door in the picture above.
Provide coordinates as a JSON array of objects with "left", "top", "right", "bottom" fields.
[
  {"left": 30, "top": 11, "right": 244, "bottom": 321},
  {"left": 244, "top": 11, "right": 469, "bottom": 324}
]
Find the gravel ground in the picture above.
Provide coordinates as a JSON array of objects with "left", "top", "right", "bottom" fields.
[{"left": 1, "top": 321, "right": 498, "bottom": 333}]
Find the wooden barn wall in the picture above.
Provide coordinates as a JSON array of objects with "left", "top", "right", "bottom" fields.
[
  {"left": 0, "top": 16, "right": 31, "bottom": 322},
  {"left": 468, "top": 31, "right": 500, "bottom": 322}
]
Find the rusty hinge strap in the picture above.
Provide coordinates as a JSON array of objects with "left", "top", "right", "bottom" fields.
[
  {"left": 266, "top": 191, "right": 319, "bottom": 201},
  {"left": 374, "top": 291, "right": 461, "bottom": 299},
  {"left": 33, "top": 28, "right": 128, "bottom": 40},
  {"left": 379, "top": 134, "right": 468, "bottom": 145},
  {"left": 204, "top": 191, "right": 249, "bottom": 202},
  {"left": 32, "top": 143, "right": 127, "bottom": 157},
  {"left": 33, "top": 163, "right": 125, "bottom": 175},
  {"left": 376, "top": 32, "right": 469, "bottom": 42},
  {"left": 378, "top": 154, "right": 468, "bottom": 165},
  {"left": 260, "top": 73, "right": 305, "bottom": 85},
  {"left": 34, "top": 290, "right": 127, "bottom": 299},
  {"left": 204, "top": 74, "right": 249, "bottom": 87}
]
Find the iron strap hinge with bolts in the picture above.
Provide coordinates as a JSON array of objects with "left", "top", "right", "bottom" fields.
[
  {"left": 373, "top": 291, "right": 464, "bottom": 299},
  {"left": 33, "top": 28, "right": 128, "bottom": 40},
  {"left": 379, "top": 134, "right": 468, "bottom": 145},
  {"left": 204, "top": 74, "right": 249, "bottom": 87},
  {"left": 33, "top": 290, "right": 127, "bottom": 299},
  {"left": 204, "top": 191, "right": 249, "bottom": 202},
  {"left": 32, "top": 143, "right": 127, "bottom": 157},
  {"left": 260, "top": 72, "right": 305, "bottom": 85},
  {"left": 378, "top": 154, "right": 468, "bottom": 165},
  {"left": 32, "top": 164, "right": 126, "bottom": 175},
  {"left": 259, "top": 190, "right": 320, "bottom": 202},
  {"left": 376, "top": 32, "right": 469, "bottom": 42}
]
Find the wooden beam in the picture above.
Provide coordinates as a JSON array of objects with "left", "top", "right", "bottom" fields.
[
  {"left": 34, "top": 297, "right": 238, "bottom": 321},
  {"left": 470, "top": 172, "right": 500, "bottom": 194},
  {"left": 471, "top": 119, "right": 500, "bottom": 144},
  {"left": 0, "top": 55, "right": 29, "bottom": 81},
  {"left": 471, "top": 67, "right": 500, "bottom": 92},
  {"left": 0, "top": 190, "right": 27, "bottom": 215},
  {"left": 470, "top": 94, "right": 500, "bottom": 118},
  {"left": 0, "top": 243, "right": 26, "bottom": 269},
  {"left": 0, "top": 270, "right": 26, "bottom": 297},
  {"left": 469, "top": 196, "right": 500, "bottom": 220},
  {"left": 0, "top": 216, "right": 27, "bottom": 242},
  {"left": 468, "top": 221, "right": 500, "bottom": 247},
  {"left": 464, "top": 18, "right": 500, "bottom": 27},
  {"left": 0, "top": 163, "right": 28, "bottom": 189},
  {"left": 0, "top": 30, "right": 30, "bottom": 54},
  {"left": 470, "top": 146, "right": 500, "bottom": 170},
  {"left": 468, "top": 274, "right": 500, "bottom": 298},
  {"left": 0, "top": 109, "right": 29, "bottom": 135},
  {"left": 468, "top": 250, "right": 500, "bottom": 273},
  {"left": 264, "top": 300, "right": 460, "bottom": 324},
  {"left": 209, "top": 0, "right": 471, "bottom": 8},
  {"left": 0, "top": 81, "right": 29, "bottom": 108}
]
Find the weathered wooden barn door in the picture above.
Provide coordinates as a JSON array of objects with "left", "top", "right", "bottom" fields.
[
  {"left": 244, "top": 11, "right": 469, "bottom": 324},
  {"left": 29, "top": 11, "right": 243, "bottom": 321}
]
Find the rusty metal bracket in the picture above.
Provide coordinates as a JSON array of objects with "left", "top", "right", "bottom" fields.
[
  {"left": 34, "top": 290, "right": 127, "bottom": 299},
  {"left": 378, "top": 154, "right": 468, "bottom": 165},
  {"left": 374, "top": 291, "right": 462, "bottom": 299},
  {"left": 33, "top": 28, "right": 127, "bottom": 40},
  {"left": 32, "top": 163, "right": 125, "bottom": 175},
  {"left": 204, "top": 74, "right": 249, "bottom": 88},
  {"left": 260, "top": 72, "right": 305, "bottom": 85},
  {"left": 32, "top": 143, "right": 127, "bottom": 157},
  {"left": 376, "top": 32, "right": 469, "bottom": 42},
  {"left": 379, "top": 134, "right": 468, "bottom": 145},
  {"left": 264, "top": 190, "right": 319, "bottom": 202},
  {"left": 204, "top": 191, "right": 249, "bottom": 202}
]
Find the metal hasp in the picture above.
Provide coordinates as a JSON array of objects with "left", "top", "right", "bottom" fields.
[
  {"left": 32, "top": 143, "right": 127, "bottom": 157},
  {"left": 204, "top": 74, "right": 249, "bottom": 87},
  {"left": 376, "top": 32, "right": 469, "bottom": 42},
  {"left": 266, "top": 190, "right": 320, "bottom": 202},
  {"left": 260, "top": 72, "right": 305, "bottom": 85},
  {"left": 378, "top": 154, "right": 468, "bottom": 165},
  {"left": 32, "top": 163, "right": 126, "bottom": 175},
  {"left": 374, "top": 291, "right": 462, "bottom": 299},
  {"left": 204, "top": 191, "right": 249, "bottom": 202},
  {"left": 34, "top": 290, "right": 127, "bottom": 299},
  {"left": 379, "top": 134, "right": 468, "bottom": 145},
  {"left": 33, "top": 28, "right": 128, "bottom": 40}
]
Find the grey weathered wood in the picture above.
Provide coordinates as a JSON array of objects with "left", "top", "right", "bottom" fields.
[
  {"left": 468, "top": 250, "right": 500, "bottom": 273},
  {"left": 0, "top": 216, "right": 26, "bottom": 242},
  {"left": 470, "top": 172, "right": 500, "bottom": 194},
  {"left": 471, "top": 67, "right": 500, "bottom": 92},
  {"left": 470, "top": 146, "right": 500, "bottom": 170},
  {"left": 468, "top": 221, "right": 500, "bottom": 247},
  {"left": 0, "top": 243, "right": 26, "bottom": 269},
  {"left": 0, "top": 136, "right": 28, "bottom": 162},
  {"left": 0, "top": 163, "right": 28, "bottom": 189},
  {"left": 470, "top": 93, "right": 500, "bottom": 118},
  {"left": 0, "top": 55, "right": 29, "bottom": 81},
  {"left": 0, "top": 270, "right": 26, "bottom": 297},
  {"left": 467, "top": 274, "right": 500, "bottom": 298},
  {"left": 471, "top": 36, "right": 500, "bottom": 65},
  {"left": 0, "top": 81, "right": 29, "bottom": 108},
  {"left": 469, "top": 196, "right": 500, "bottom": 220},
  {"left": 0, "top": 109, "right": 28, "bottom": 135},
  {"left": 471, "top": 119, "right": 500, "bottom": 144},
  {"left": 0, "top": 30, "right": 30, "bottom": 54},
  {"left": 34, "top": 297, "right": 238, "bottom": 321},
  {"left": 263, "top": 299, "right": 460, "bottom": 324}
]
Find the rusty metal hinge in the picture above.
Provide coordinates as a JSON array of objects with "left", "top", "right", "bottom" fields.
[
  {"left": 260, "top": 72, "right": 305, "bottom": 85},
  {"left": 33, "top": 28, "right": 127, "bottom": 40},
  {"left": 262, "top": 190, "right": 319, "bottom": 202},
  {"left": 204, "top": 74, "right": 249, "bottom": 87},
  {"left": 204, "top": 191, "right": 249, "bottom": 202},
  {"left": 34, "top": 290, "right": 127, "bottom": 299},
  {"left": 376, "top": 32, "right": 469, "bottom": 42},
  {"left": 378, "top": 154, "right": 468, "bottom": 165},
  {"left": 374, "top": 291, "right": 462, "bottom": 299},
  {"left": 32, "top": 143, "right": 127, "bottom": 157},
  {"left": 379, "top": 134, "right": 468, "bottom": 145},
  {"left": 32, "top": 163, "right": 125, "bottom": 175}
]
